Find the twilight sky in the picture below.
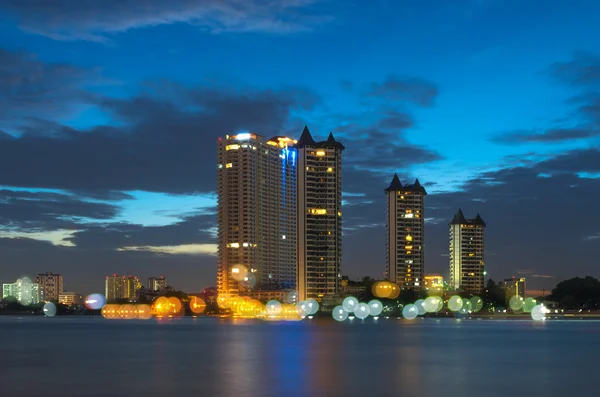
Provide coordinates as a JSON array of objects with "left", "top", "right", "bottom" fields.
[{"left": 1, "top": 0, "right": 599, "bottom": 295}]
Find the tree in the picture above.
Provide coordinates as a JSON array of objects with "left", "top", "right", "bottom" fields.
[{"left": 551, "top": 276, "right": 600, "bottom": 309}]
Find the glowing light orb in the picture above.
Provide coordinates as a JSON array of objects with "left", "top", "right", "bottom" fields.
[
  {"left": 85, "top": 293, "right": 106, "bottom": 310},
  {"left": 189, "top": 297, "right": 207, "bottom": 314},
  {"left": 415, "top": 299, "right": 426, "bottom": 315},
  {"left": 387, "top": 283, "right": 400, "bottom": 299},
  {"left": 368, "top": 300, "right": 383, "bottom": 316},
  {"left": 305, "top": 299, "right": 319, "bottom": 315},
  {"left": 216, "top": 294, "right": 231, "bottom": 309},
  {"left": 137, "top": 304, "right": 152, "bottom": 320},
  {"left": 462, "top": 299, "right": 473, "bottom": 312},
  {"left": 424, "top": 296, "right": 441, "bottom": 313},
  {"left": 120, "top": 304, "right": 136, "bottom": 319},
  {"left": 101, "top": 304, "right": 117, "bottom": 319},
  {"left": 241, "top": 273, "right": 257, "bottom": 289},
  {"left": 448, "top": 296, "right": 463, "bottom": 312},
  {"left": 296, "top": 301, "right": 309, "bottom": 316},
  {"left": 355, "top": 302, "right": 370, "bottom": 319},
  {"left": 523, "top": 297, "right": 537, "bottom": 313},
  {"left": 284, "top": 291, "right": 298, "bottom": 304},
  {"left": 342, "top": 296, "right": 359, "bottom": 312},
  {"left": 231, "top": 265, "right": 248, "bottom": 281},
  {"left": 332, "top": 305, "right": 349, "bottom": 322},
  {"left": 266, "top": 300, "right": 282, "bottom": 316},
  {"left": 531, "top": 305, "right": 548, "bottom": 321},
  {"left": 43, "top": 302, "right": 57, "bottom": 317},
  {"left": 470, "top": 296, "right": 484, "bottom": 312},
  {"left": 509, "top": 296, "right": 524, "bottom": 312},
  {"left": 402, "top": 304, "right": 418, "bottom": 320}
]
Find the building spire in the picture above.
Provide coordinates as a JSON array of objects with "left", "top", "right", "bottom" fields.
[
  {"left": 450, "top": 209, "right": 467, "bottom": 225},
  {"left": 385, "top": 173, "right": 403, "bottom": 192},
  {"left": 297, "top": 125, "right": 316, "bottom": 147}
]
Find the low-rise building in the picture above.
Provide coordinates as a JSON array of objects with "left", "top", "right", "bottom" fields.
[{"left": 59, "top": 292, "right": 82, "bottom": 306}]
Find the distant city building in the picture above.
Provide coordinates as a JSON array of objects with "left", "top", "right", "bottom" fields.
[
  {"left": 424, "top": 275, "right": 444, "bottom": 292},
  {"left": 341, "top": 278, "right": 367, "bottom": 296},
  {"left": 296, "top": 127, "right": 344, "bottom": 301},
  {"left": 105, "top": 274, "right": 142, "bottom": 301},
  {"left": 502, "top": 277, "right": 527, "bottom": 300},
  {"left": 59, "top": 292, "right": 82, "bottom": 306},
  {"left": 2, "top": 278, "right": 41, "bottom": 305},
  {"left": 449, "top": 209, "right": 486, "bottom": 294},
  {"left": 217, "top": 132, "right": 298, "bottom": 297},
  {"left": 148, "top": 276, "right": 167, "bottom": 291},
  {"left": 385, "top": 174, "right": 427, "bottom": 291},
  {"left": 36, "top": 272, "right": 64, "bottom": 301}
]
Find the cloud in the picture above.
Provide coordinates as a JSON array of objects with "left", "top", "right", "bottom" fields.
[
  {"left": 0, "top": 229, "right": 78, "bottom": 247},
  {"left": 493, "top": 127, "right": 600, "bottom": 144},
  {"left": 117, "top": 244, "right": 217, "bottom": 256},
  {"left": 366, "top": 75, "right": 438, "bottom": 107},
  {"left": 3, "top": 0, "right": 331, "bottom": 41},
  {"left": 0, "top": 48, "right": 101, "bottom": 132},
  {"left": 0, "top": 78, "right": 319, "bottom": 194},
  {"left": 531, "top": 274, "right": 556, "bottom": 279},
  {"left": 549, "top": 52, "right": 600, "bottom": 86}
]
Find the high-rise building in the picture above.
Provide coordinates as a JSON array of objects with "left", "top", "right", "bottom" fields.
[
  {"left": 449, "top": 209, "right": 486, "bottom": 294},
  {"left": 36, "top": 272, "right": 64, "bottom": 301},
  {"left": 385, "top": 174, "right": 427, "bottom": 291},
  {"left": 105, "top": 274, "right": 141, "bottom": 301},
  {"left": 424, "top": 274, "right": 444, "bottom": 293},
  {"left": 148, "top": 276, "right": 167, "bottom": 291},
  {"left": 296, "top": 127, "right": 344, "bottom": 301},
  {"left": 217, "top": 132, "right": 297, "bottom": 296},
  {"left": 2, "top": 278, "right": 41, "bottom": 305}
]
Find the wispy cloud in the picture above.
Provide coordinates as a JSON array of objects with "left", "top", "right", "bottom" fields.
[
  {"left": 531, "top": 274, "right": 555, "bottom": 279},
  {"left": 0, "top": 229, "right": 79, "bottom": 247},
  {"left": 4, "top": 0, "right": 331, "bottom": 42},
  {"left": 117, "top": 243, "right": 217, "bottom": 256}
]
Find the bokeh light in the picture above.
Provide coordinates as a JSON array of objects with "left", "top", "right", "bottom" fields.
[
  {"left": 424, "top": 296, "right": 438, "bottom": 313},
  {"left": 189, "top": 297, "right": 207, "bottom": 314},
  {"left": 284, "top": 291, "right": 298, "bottom": 304},
  {"left": 154, "top": 296, "right": 171, "bottom": 315},
  {"left": 332, "top": 305, "right": 349, "bottom": 322},
  {"left": 265, "top": 300, "right": 282, "bottom": 316},
  {"left": 305, "top": 299, "right": 319, "bottom": 315},
  {"left": 43, "top": 302, "right": 56, "bottom": 317},
  {"left": 470, "top": 296, "right": 484, "bottom": 312},
  {"left": 531, "top": 304, "right": 548, "bottom": 321},
  {"left": 372, "top": 281, "right": 400, "bottom": 299},
  {"left": 402, "top": 304, "right": 418, "bottom": 320},
  {"left": 448, "top": 296, "right": 463, "bottom": 312},
  {"left": 216, "top": 294, "right": 231, "bottom": 309},
  {"left": 168, "top": 297, "right": 183, "bottom": 315},
  {"left": 368, "top": 300, "right": 383, "bottom": 316},
  {"left": 240, "top": 273, "right": 257, "bottom": 289},
  {"left": 231, "top": 265, "right": 248, "bottom": 281},
  {"left": 355, "top": 302, "right": 370, "bottom": 319},
  {"left": 509, "top": 296, "right": 524, "bottom": 312},
  {"left": 523, "top": 297, "right": 537, "bottom": 313},
  {"left": 85, "top": 293, "right": 106, "bottom": 310},
  {"left": 136, "top": 304, "right": 152, "bottom": 319},
  {"left": 296, "top": 301, "right": 309, "bottom": 317},
  {"left": 415, "top": 299, "right": 426, "bottom": 315},
  {"left": 101, "top": 304, "right": 117, "bottom": 319},
  {"left": 342, "top": 296, "right": 359, "bottom": 312},
  {"left": 462, "top": 299, "right": 473, "bottom": 312}
]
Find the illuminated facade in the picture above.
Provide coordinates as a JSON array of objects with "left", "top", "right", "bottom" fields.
[
  {"left": 217, "top": 133, "right": 297, "bottom": 296},
  {"left": 297, "top": 127, "right": 344, "bottom": 301},
  {"left": 2, "top": 278, "right": 41, "bottom": 304},
  {"left": 385, "top": 174, "right": 427, "bottom": 291},
  {"left": 59, "top": 292, "right": 82, "bottom": 306},
  {"left": 105, "top": 274, "right": 141, "bottom": 301},
  {"left": 148, "top": 276, "right": 167, "bottom": 291},
  {"left": 502, "top": 277, "right": 527, "bottom": 300},
  {"left": 36, "top": 272, "right": 64, "bottom": 301},
  {"left": 449, "top": 209, "right": 486, "bottom": 294},
  {"left": 424, "top": 275, "right": 444, "bottom": 292}
]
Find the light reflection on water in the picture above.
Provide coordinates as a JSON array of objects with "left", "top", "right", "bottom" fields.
[{"left": 0, "top": 317, "right": 597, "bottom": 397}]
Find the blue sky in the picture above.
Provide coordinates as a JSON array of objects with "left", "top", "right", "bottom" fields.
[{"left": 1, "top": 0, "right": 600, "bottom": 294}]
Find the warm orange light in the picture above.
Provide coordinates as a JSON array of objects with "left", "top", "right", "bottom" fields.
[{"left": 189, "top": 297, "right": 207, "bottom": 314}]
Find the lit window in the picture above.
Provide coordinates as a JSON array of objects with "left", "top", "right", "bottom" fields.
[
  {"left": 243, "top": 243, "right": 249, "bottom": 247},
  {"left": 405, "top": 213, "right": 414, "bottom": 218},
  {"left": 406, "top": 235, "right": 413, "bottom": 241},
  {"left": 226, "top": 144, "right": 240, "bottom": 150},
  {"left": 229, "top": 243, "right": 240, "bottom": 248},
  {"left": 327, "top": 167, "right": 333, "bottom": 172},
  {"left": 309, "top": 208, "right": 327, "bottom": 215},
  {"left": 226, "top": 163, "right": 233, "bottom": 168},
  {"left": 218, "top": 164, "right": 223, "bottom": 169},
  {"left": 337, "top": 211, "right": 342, "bottom": 217},
  {"left": 316, "top": 150, "right": 326, "bottom": 156},
  {"left": 282, "top": 235, "right": 286, "bottom": 239}
]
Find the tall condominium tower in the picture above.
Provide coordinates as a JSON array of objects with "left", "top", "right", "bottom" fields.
[
  {"left": 217, "top": 133, "right": 297, "bottom": 296},
  {"left": 449, "top": 209, "right": 486, "bottom": 294},
  {"left": 105, "top": 274, "right": 141, "bottom": 301},
  {"left": 296, "top": 127, "right": 344, "bottom": 301},
  {"left": 385, "top": 174, "right": 427, "bottom": 291},
  {"left": 148, "top": 276, "right": 167, "bottom": 291},
  {"left": 36, "top": 272, "right": 63, "bottom": 301}
]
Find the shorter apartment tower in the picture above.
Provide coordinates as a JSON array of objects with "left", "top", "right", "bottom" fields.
[
  {"left": 449, "top": 209, "right": 486, "bottom": 294},
  {"left": 36, "top": 272, "right": 64, "bottom": 301},
  {"left": 385, "top": 174, "right": 427, "bottom": 291},
  {"left": 148, "top": 276, "right": 167, "bottom": 291},
  {"left": 105, "top": 274, "right": 141, "bottom": 302}
]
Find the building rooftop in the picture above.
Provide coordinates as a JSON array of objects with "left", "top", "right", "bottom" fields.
[
  {"left": 385, "top": 174, "right": 427, "bottom": 194},
  {"left": 297, "top": 126, "right": 345, "bottom": 150},
  {"left": 450, "top": 209, "right": 486, "bottom": 226}
]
